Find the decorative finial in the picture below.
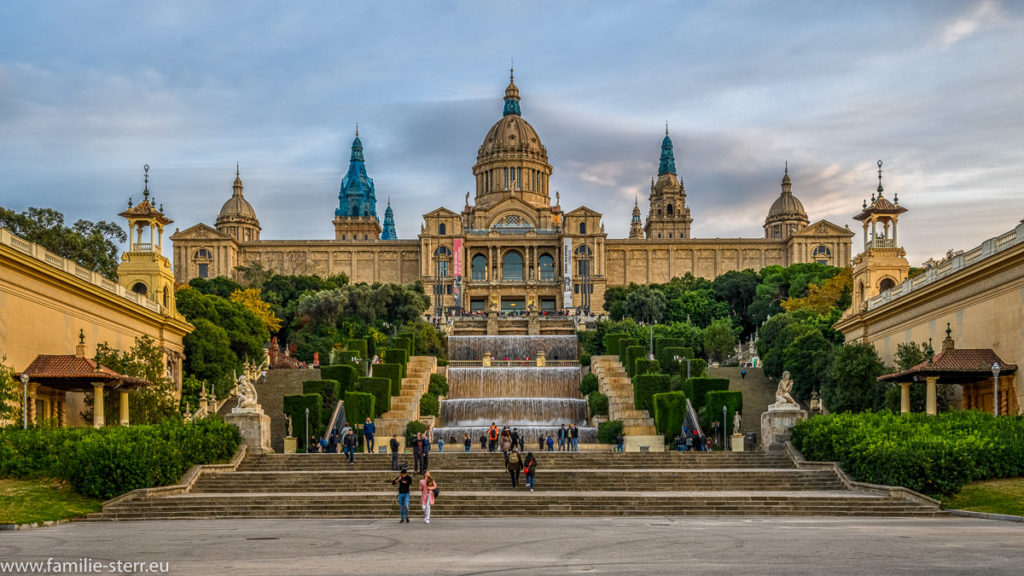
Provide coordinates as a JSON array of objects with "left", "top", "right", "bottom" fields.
[
  {"left": 236, "top": 162, "right": 239, "bottom": 178},
  {"left": 510, "top": 58, "right": 514, "bottom": 82},
  {"left": 128, "top": 198, "right": 133, "bottom": 208},
  {"left": 785, "top": 160, "right": 788, "bottom": 175},
  {"left": 78, "top": 328, "right": 85, "bottom": 345},
  {"left": 877, "top": 159, "right": 884, "bottom": 195},
  {"left": 143, "top": 164, "right": 150, "bottom": 200},
  {"left": 159, "top": 203, "right": 164, "bottom": 212},
  {"left": 635, "top": 194, "right": 639, "bottom": 206},
  {"left": 665, "top": 121, "right": 669, "bottom": 136},
  {"left": 946, "top": 322, "right": 952, "bottom": 338},
  {"left": 355, "top": 123, "right": 359, "bottom": 138},
  {"left": 387, "top": 196, "right": 391, "bottom": 207},
  {"left": 893, "top": 192, "right": 899, "bottom": 204},
  {"left": 926, "top": 338, "right": 934, "bottom": 363}
]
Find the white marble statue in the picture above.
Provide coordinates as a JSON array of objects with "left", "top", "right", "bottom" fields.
[
  {"left": 286, "top": 414, "right": 293, "bottom": 437},
  {"left": 773, "top": 371, "right": 798, "bottom": 408},
  {"left": 733, "top": 411, "right": 742, "bottom": 435},
  {"left": 234, "top": 374, "right": 260, "bottom": 412}
]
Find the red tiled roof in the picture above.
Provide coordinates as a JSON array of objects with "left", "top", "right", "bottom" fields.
[
  {"left": 19, "top": 355, "right": 151, "bottom": 389},
  {"left": 879, "top": 348, "right": 1016, "bottom": 382}
]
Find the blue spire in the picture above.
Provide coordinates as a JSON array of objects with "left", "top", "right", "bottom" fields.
[
  {"left": 336, "top": 129, "right": 377, "bottom": 219},
  {"left": 381, "top": 197, "right": 397, "bottom": 240},
  {"left": 502, "top": 68, "right": 521, "bottom": 117},
  {"left": 658, "top": 126, "right": 677, "bottom": 176}
]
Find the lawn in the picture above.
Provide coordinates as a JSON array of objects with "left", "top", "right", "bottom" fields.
[
  {"left": 0, "top": 477, "right": 102, "bottom": 525},
  {"left": 941, "top": 477, "right": 1024, "bottom": 517}
]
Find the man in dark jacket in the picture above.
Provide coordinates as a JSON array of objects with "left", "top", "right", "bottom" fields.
[
  {"left": 412, "top": 432, "right": 424, "bottom": 474},
  {"left": 390, "top": 435, "right": 401, "bottom": 470},
  {"left": 342, "top": 429, "right": 356, "bottom": 463},
  {"left": 364, "top": 418, "right": 376, "bottom": 453}
]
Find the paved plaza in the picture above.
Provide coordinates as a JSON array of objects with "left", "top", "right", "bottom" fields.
[{"left": 2, "top": 517, "right": 1022, "bottom": 575}]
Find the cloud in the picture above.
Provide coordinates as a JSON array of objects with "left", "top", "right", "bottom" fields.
[{"left": 942, "top": 0, "right": 1002, "bottom": 45}]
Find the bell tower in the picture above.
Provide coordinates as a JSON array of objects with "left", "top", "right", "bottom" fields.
[
  {"left": 118, "top": 165, "right": 181, "bottom": 317},
  {"left": 850, "top": 160, "right": 910, "bottom": 309},
  {"left": 644, "top": 126, "right": 692, "bottom": 240}
]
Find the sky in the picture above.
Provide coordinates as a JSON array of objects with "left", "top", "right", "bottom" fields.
[{"left": 1, "top": 1, "right": 1023, "bottom": 267}]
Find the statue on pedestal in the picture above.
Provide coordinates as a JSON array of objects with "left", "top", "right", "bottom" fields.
[
  {"left": 234, "top": 374, "right": 261, "bottom": 412},
  {"left": 733, "top": 411, "right": 742, "bottom": 435},
  {"left": 773, "top": 371, "right": 798, "bottom": 408},
  {"left": 286, "top": 414, "right": 293, "bottom": 437}
]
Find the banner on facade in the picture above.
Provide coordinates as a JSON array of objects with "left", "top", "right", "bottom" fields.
[
  {"left": 453, "top": 238, "right": 463, "bottom": 309},
  {"left": 563, "top": 236, "right": 573, "bottom": 307}
]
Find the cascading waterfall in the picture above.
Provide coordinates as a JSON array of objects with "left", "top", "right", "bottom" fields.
[{"left": 434, "top": 334, "right": 597, "bottom": 443}]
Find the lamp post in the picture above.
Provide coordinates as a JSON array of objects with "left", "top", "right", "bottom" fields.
[
  {"left": 991, "top": 362, "right": 1000, "bottom": 416},
  {"left": 304, "top": 407, "right": 310, "bottom": 453},
  {"left": 673, "top": 355, "right": 691, "bottom": 381},
  {"left": 20, "top": 373, "right": 29, "bottom": 429},
  {"left": 723, "top": 404, "right": 728, "bottom": 452}
]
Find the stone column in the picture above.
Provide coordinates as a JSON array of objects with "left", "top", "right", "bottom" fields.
[
  {"left": 925, "top": 376, "right": 938, "bottom": 415},
  {"left": 93, "top": 383, "right": 105, "bottom": 428},
  {"left": 119, "top": 390, "right": 130, "bottom": 426},
  {"left": 900, "top": 382, "right": 911, "bottom": 413}
]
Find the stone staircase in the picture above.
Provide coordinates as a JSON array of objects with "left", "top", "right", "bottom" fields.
[
  {"left": 707, "top": 366, "right": 776, "bottom": 434},
  {"left": 591, "top": 355, "right": 657, "bottom": 436},
  {"left": 93, "top": 451, "right": 943, "bottom": 520},
  {"left": 373, "top": 356, "right": 437, "bottom": 441}
]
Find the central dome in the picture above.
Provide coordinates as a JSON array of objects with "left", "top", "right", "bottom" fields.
[{"left": 472, "top": 71, "right": 553, "bottom": 209}]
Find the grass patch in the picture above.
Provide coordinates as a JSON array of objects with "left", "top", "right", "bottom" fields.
[
  {"left": 941, "top": 477, "right": 1024, "bottom": 517},
  {"left": 0, "top": 477, "right": 102, "bottom": 525}
]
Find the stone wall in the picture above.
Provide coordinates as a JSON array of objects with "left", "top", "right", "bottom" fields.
[{"left": 256, "top": 368, "right": 320, "bottom": 452}]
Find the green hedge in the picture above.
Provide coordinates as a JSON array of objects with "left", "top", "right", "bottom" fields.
[
  {"left": 579, "top": 373, "right": 599, "bottom": 396},
  {"left": 0, "top": 418, "right": 240, "bottom": 500},
  {"left": 689, "top": 359, "right": 708, "bottom": 379},
  {"left": 604, "top": 333, "right": 627, "bottom": 356},
  {"left": 394, "top": 336, "right": 414, "bottom": 358},
  {"left": 384, "top": 347, "right": 409, "bottom": 369},
  {"left": 658, "top": 346, "right": 694, "bottom": 375},
  {"left": 320, "top": 364, "right": 359, "bottom": 396},
  {"left": 634, "top": 358, "right": 660, "bottom": 376},
  {"left": 343, "top": 391, "right": 375, "bottom": 435},
  {"left": 284, "top": 393, "right": 323, "bottom": 450},
  {"left": 346, "top": 338, "right": 368, "bottom": 359},
  {"left": 419, "top": 392, "right": 440, "bottom": 417},
  {"left": 633, "top": 373, "right": 671, "bottom": 414},
  {"left": 625, "top": 345, "right": 646, "bottom": 377},
  {"left": 706, "top": 391, "right": 743, "bottom": 437},
  {"left": 617, "top": 338, "right": 638, "bottom": 366},
  {"left": 405, "top": 420, "right": 427, "bottom": 446},
  {"left": 653, "top": 391, "right": 688, "bottom": 440},
  {"left": 597, "top": 420, "right": 623, "bottom": 444},
  {"left": 588, "top": 390, "right": 609, "bottom": 416},
  {"left": 793, "top": 411, "right": 1024, "bottom": 496},
  {"left": 428, "top": 373, "right": 449, "bottom": 396},
  {"left": 655, "top": 338, "right": 686, "bottom": 359},
  {"left": 365, "top": 336, "right": 377, "bottom": 361},
  {"left": 356, "top": 377, "right": 392, "bottom": 417},
  {"left": 580, "top": 353, "right": 591, "bottom": 367},
  {"left": 684, "top": 377, "right": 730, "bottom": 411},
  {"left": 302, "top": 379, "right": 341, "bottom": 427},
  {"left": 373, "top": 363, "right": 404, "bottom": 396}
]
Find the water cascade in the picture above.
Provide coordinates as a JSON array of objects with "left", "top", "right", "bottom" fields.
[{"left": 448, "top": 335, "right": 578, "bottom": 361}]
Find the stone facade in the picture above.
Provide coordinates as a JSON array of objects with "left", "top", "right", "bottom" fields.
[{"left": 170, "top": 73, "right": 853, "bottom": 313}]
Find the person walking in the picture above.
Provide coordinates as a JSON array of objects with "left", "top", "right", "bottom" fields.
[
  {"left": 570, "top": 423, "right": 579, "bottom": 451},
  {"left": 616, "top": 431, "right": 624, "bottom": 453},
  {"left": 391, "top": 467, "right": 413, "bottom": 523},
  {"left": 364, "top": 417, "right": 376, "bottom": 453},
  {"left": 390, "top": 435, "right": 401, "bottom": 470},
  {"left": 557, "top": 424, "right": 568, "bottom": 451},
  {"left": 506, "top": 447, "right": 523, "bottom": 488},
  {"left": 537, "top": 435, "right": 545, "bottom": 451},
  {"left": 523, "top": 452, "right": 537, "bottom": 493},
  {"left": 510, "top": 428, "right": 520, "bottom": 451},
  {"left": 741, "top": 368, "right": 747, "bottom": 380},
  {"left": 463, "top": 433, "right": 472, "bottom": 453},
  {"left": 421, "top": 432, "right": 431, "bottom": 473},
  {"left": 500, "top": 427, "right": 513, "bottom": 464},
  {"left": 342, "top": 428, "right": 356, "bottom": 463},
  {"left": 419, "top": 471, "right": 437, "bottom": 524},
  {"left": 487, "top": 423, "right": 499, "bottom": 453},
  {"left": 479, "top": 432, "right": 487, "bottom": 451},
  {"left": 412, "top": 432, "right": 424, "bottom": 474},
  {"left": 546, "top": 435, "right": 554, "bottom": 451},
  {"left": 437, "top": 435, "right": 445, "bottom": 453}
]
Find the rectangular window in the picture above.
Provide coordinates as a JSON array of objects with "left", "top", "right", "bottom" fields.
[
  {"left": 198, "top": 263, "right": 209, "bottom": 278},
  {"left": 574, "top": 284, "right": 579, "bottom": 294}
]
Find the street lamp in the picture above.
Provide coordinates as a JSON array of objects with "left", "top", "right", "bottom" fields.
[
  {"left": 991, "top": 362, "right": 1000, "bottom": 416},
  {"left": 20, "top": 373, "right": 29, "bottom": 429},
  {"left": 723, "top": 404, "right": 728, "bottom": 452},
  {"left": 673, "top": 355, "right": 691, "bottom": 381},
  {"left": 304, "top": 407, "right": 310, "bottom": 453}
]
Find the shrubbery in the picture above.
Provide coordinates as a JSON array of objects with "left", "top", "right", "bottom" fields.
[
  {"left": 633, "top": 373, "right": 670, "bottom": 414},
  {"left": 405, "top": 420, "right": 427, "bottom": 446},
  {"left": 579, "top": 373, "right": 599, "bottom": 396},
  {"left": 428, "top": 373, "right": 449, "bottom": 397},
  {"left": 419, "top": 393, "right": 440, "bottom": 417},
  {"left": 343, "top": 391, "right": 375, "bottom": 433},
  {"left": 320, "top": 364, "right": 359, "bottom": 396},
  {"left": 373, "top": 364, "right": 403, "bottom": 396},
  {"left": 706, "top": 391, "right": 743, "bottom": 435},
  {"left": 634, "top": 358, "right": 659, "bottom": 376},
  {"left": 792, "top": 411, "right": 1024, "bottom": 496},
  {"left": 356, "top": 377, "right": 391, "bottom": 417},
  {"left": 588, "top": 391, "right": 609, "bottom": 416},
  {"left": 597, "top": 420, "right": 623, "bottom": 444},
  {"left": 683, "top": 377, "right": 729, "bottom": 411},
  {"left": 0, "top": 418, "right": 240, "bottom": 500},
  {"left": 302, "top": 380, "right": 340, "bottom": 427},
  {"left": 283, "top": 393, "right": 323, "bottom": 449},
  {"left": 653, "top": 391, "right": 687, "bottom": 440}
]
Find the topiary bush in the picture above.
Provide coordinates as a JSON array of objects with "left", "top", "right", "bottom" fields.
[
  {"left": 302, "top": 380, "right": 341, "bottom": 427},
  {"left": 633, "top": 373, "right": 671, "bottom": 414},
  {"left": 580, "top": 353, "right": 591, "bottom": 367},
  {"left": 284, "top": 393, "right": 323, "bottom": 450},
  {"left": 684, "top": 377, "right": 730, "bottom": 411},
  {"left": 634, "top": 358, "right": 660, "bottom": 376},
  {"left": 346, "top": 338, "right": 368, "bottom": 360},
  {"left": 597, "top": 420, "right": 623, "bottom": 444},
  {"left": 405, "top": 420, "right": 428, "bottom": 446},
  {"left": 588, "top": 390, "right": 609, "bottom": 416},
  {"left": 320, "top": 364, "right": 359, "bottom": 396},
  {"left": 373, "top": 363, "right": 404, "bottom": 396},
  {"left": 428, "top": 373, "right": 449, "bottom": 397},
  {"left": 579, "top": 373, "right": 599, "bottom": 396},
  {"left": 394, "top": 335, "right": 414, "bottom": 358},
  {"left": 343, "top": 391, "right": 375, "bottom": 438},
  {"left": 356, "top": 377, "right": 391, "bottom": 417},
  {"left": 419, "top": 392, "right": 439, "bottom": 417},
  {"left": 384, "top": 348, "right": 409, "bottom": 369},
  {"left": 625, "top": 345, "right": 646, "bottom": 377},
  {"left": 659, "top": 346, "right": 694, "bottom": 375},
  {"left": 604, "top": 333, "right": 627, "bottom": 356},
  {"left": 617, "top": 338, "right": 638, "bottom": 366},
  {"left": 792, "top": 411, "right": 1024, "bottom": 496},
  {"left": 705, "top": 391, "right": 743, "bottom": 436},
  {"left": 653, "top": 391, "right": 688, "bottom": 440}
]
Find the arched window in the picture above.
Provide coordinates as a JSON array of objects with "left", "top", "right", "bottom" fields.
[
  {"left": 574, "top": 245, "right": 592, "bottom": 277},
  {"left": 132, "top": 282, "right": 148, "bottom": 296},
  {"left": 579, "top": 222, "right": 586, "bottom": 235},
  {"left": 879, "top": 278, "right": 896, "bottom": 293},
  {"left": 434, "top": 246, "right": 452, "bottom": 278},
  {"left": 667, "top": 204, "right": 674, "bottom": 216},
  {"left": 538, "top": 253, "right": 555, "bottom": 281},
  {"left": 163, "top": 287, "right": 169, "bottom": 308},
  {"left": 773, "top": 225, "right": 781, "bottom": 239},
  {"left": 439, "top": 223, "right": 447, "bottom": 235},
  {"left": 502, "top": 251, "right": 523, "bottom": 280},
  {"left": 812, "top": 245, "right": 832, "bottom": 264},
  {"left": 194, "top": 248, "right": 212, "bottom": 260},
  {"left": 471, "top": 254, "right": 487, "bottom": 281}
]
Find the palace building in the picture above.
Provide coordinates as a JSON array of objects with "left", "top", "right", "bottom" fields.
[{"left": 170, "top": 72, "right": 853, "bottom": 314}]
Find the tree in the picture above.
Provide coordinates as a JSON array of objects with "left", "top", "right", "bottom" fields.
[
  {"left": 703, "top": 317, "right": 738, "bottom": 363},
  {"left": 782, "top": 330, "right": 832, "bottom": 402},
  {"left": 0, "top": 206, "right": 127, "bottom": 280},
  {"left": 712, "top": 269, "right": 759, "bottom": 334},
  {"left": 188, "top": 276, "right": 242, "bottom": 299},
  {"left": 0, "top": 356, "right": 21, "bottom": 423},
  {"left": 84, "top": 336, "right": 180, "bottom": 425},
  {"left": 622, "top": 285, "right": 667, "bottom": 354},
  {"left": 230, "top": 288, "right": 283, "bottom": 333},
  {"left": 782, "top": 268, "right": 852, "bottom": 315},
  {"left": 821, "top": 342, "right": 887, "bottom": 413}
]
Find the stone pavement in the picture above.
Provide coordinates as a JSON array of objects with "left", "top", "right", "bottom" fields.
[{"left": 3, "top": 517, "right": 1022, "bottom": 575}]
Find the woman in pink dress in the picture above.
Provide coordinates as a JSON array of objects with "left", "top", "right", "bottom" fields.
[{"left": 419, "top": 470, "right": 437, "bottom": 523}]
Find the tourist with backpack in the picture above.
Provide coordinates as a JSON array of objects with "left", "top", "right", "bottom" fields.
[
  {"left": 506, "top": 447, "right": 523, "bottom": 488},
  {"left": 523, "top": 452, "right": 537, "bottom": 492},
  {"left": 487, "top": 423, "right": 499, "bottom": 452},
  {"left": 391, "top": 467, "right": 413, "bottom": 523}
]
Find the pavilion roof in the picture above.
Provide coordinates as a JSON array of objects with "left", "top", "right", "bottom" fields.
[
  {"left": 878, "top": 348, "right": 1016, "bottom": 384},
  {"left": 18, "top": 354, "right": 151, "bottom": 391}
]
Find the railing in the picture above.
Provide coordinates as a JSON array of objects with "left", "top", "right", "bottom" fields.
[
  {"left": 324, "top": 400, "right": 345, "bottom": 437},
  {"left": 447, "top": 360, "right": 580, "bottom": 368},
  {"left": 867, "top": 238, "right": 896, "bottom": 249},
  {"left": 683, "top": 398, "right": 703, "bottom": 438}
]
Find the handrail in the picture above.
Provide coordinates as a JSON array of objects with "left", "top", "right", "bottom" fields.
[
  {"left": 324, "top": 400, "right": 345, "bottom": 438},
  {"left": 683, "top": 397, "right": 703, "bottom": 438}
]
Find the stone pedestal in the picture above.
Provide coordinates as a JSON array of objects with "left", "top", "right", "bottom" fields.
[
  {"left": 622, "top": 435, "right": 665, "bottom": 452},
  {"left": 283, "top": 436, "right": 298, "bottom": 454},
  {"left": 225, "top": 410, "right": 274, "bottom": 454},
  {"left": 730, "top": 433, "right": 745, "bottom": 452},
  {"left": 760, "top": 405, "right": 807, "bottom": 450}
]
